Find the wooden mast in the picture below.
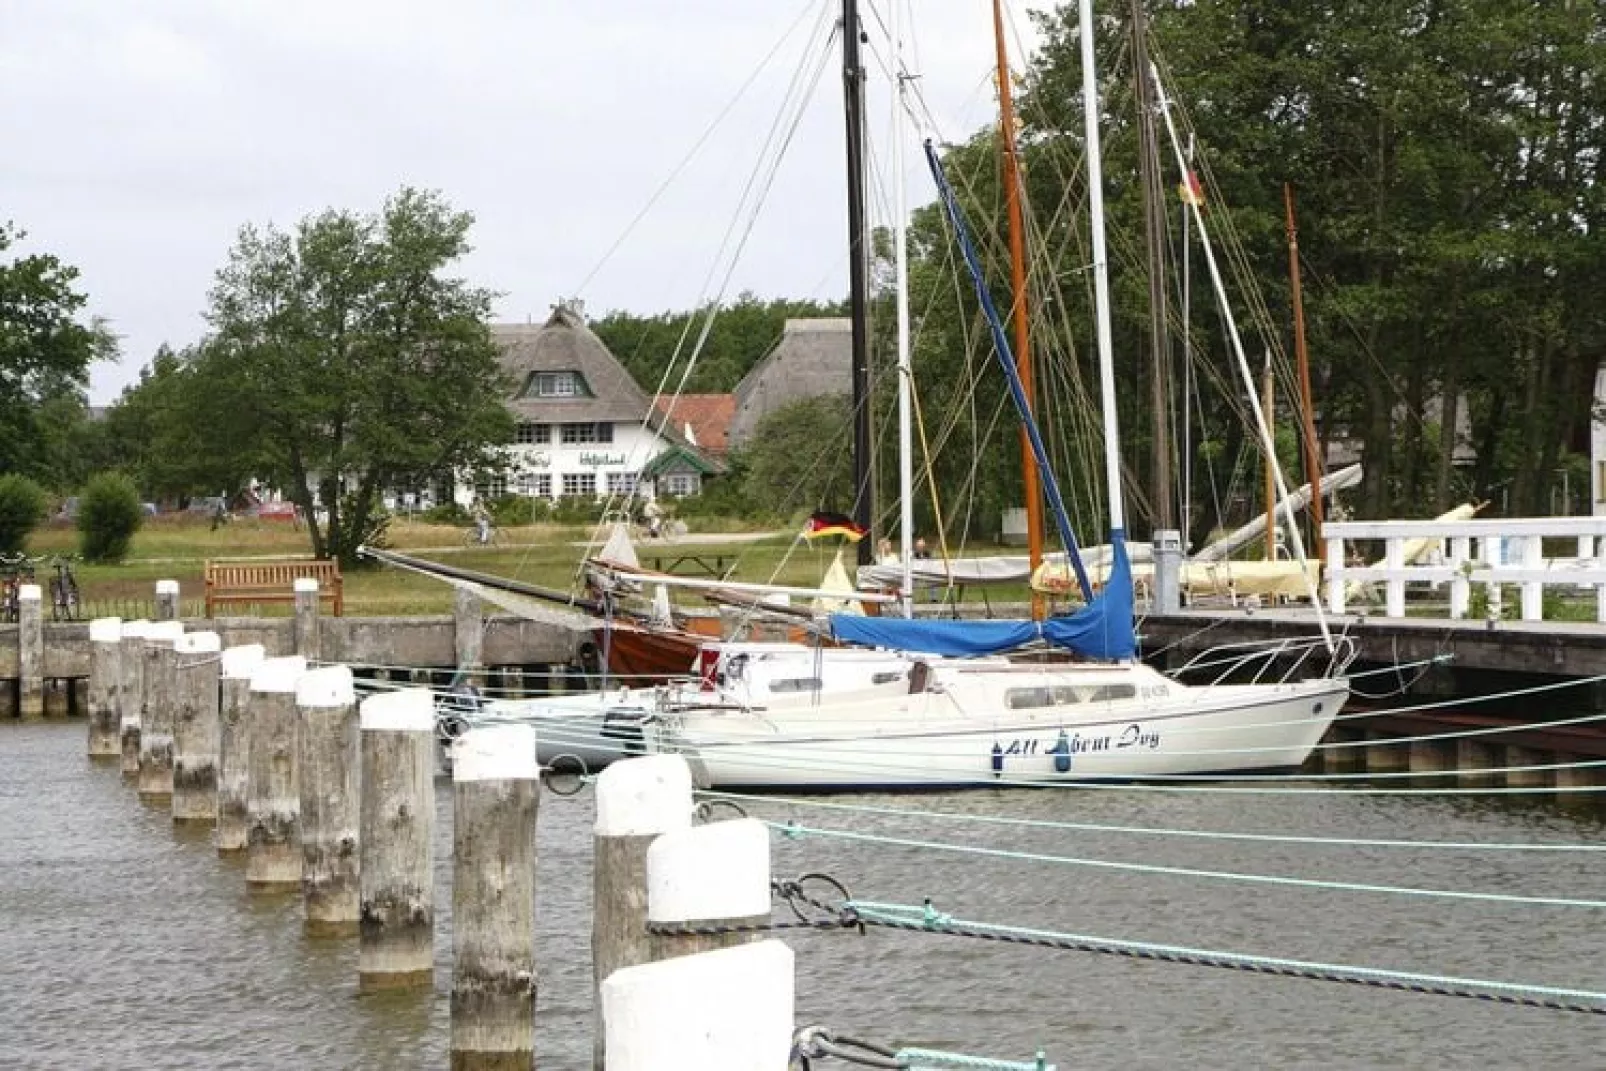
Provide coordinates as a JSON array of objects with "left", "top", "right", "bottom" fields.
[
  {"left": 991, "top": 0, "right": 1046, "bottom": 619},
  {"left": 1284, "top": 183, "right": 1325, "bottom": 563},
  {"left": 842, "top": 0, "right": 874, "bottom": 566},
  {"left": 1131, "top": 0, "right": 1172, "bottom": 534}
]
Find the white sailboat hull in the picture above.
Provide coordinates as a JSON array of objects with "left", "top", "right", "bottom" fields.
[{"left": 649, "top": 669, "right": 1345, "bottom": 790}]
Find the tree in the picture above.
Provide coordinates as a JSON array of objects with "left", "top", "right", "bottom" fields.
[
  {"left": 0, "top": 222, "right": 116, "bottom": 484},
  {"left": 0, "top": 474, "right": 47, "bottom": 554},
  {"left": 200, "top": 188, "right": 514, "bottom": 565},
  {"left": 77, "top": 472, "right": 143, "bottom": 564},
  {"left": 739, "top": 395, "right": 856, "bottom": 518}
]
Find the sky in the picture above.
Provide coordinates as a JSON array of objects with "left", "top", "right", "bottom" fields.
[{"left": 0, "top": 0, "right": 1048, "bottom": 404}]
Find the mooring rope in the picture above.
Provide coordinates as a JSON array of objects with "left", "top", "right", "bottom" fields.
[{"left": 767, "top": 821, "right": 1606, "bottom": 909}]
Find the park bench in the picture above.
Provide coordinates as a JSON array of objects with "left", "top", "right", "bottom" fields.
[{"left": 204, "top": 558, "right": 344, "bottom": 617}]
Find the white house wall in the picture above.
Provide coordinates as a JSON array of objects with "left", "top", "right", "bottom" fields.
[{"left": 452, "top": 421, "right": 674, "bottom": 505}]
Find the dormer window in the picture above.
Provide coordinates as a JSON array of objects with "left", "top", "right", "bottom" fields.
[{"left": 522, "top": 371, "right": 592, "bottom": 399}]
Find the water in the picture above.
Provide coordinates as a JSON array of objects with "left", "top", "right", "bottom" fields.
[{"left": 1, "top": 722, "right": 1601, "bottom": 1069}]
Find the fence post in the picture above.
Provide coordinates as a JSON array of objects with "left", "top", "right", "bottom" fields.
[
  {"left": 647, "top": 817, "right": 771, "bottom": 962},
  {"left": 1325, "top": 535, "right": 1345, "bottom": 614},
  {"left": 454, "top": 587, "right": 484, "bottom": 687},
  {"left": 17, "top": 584, "right": 43, "bottom": 720},
  {"left": 600, "top": 941, "right": 795, "bottom": 1071},
  {"left": 246, "top": 655, "right": 308, "bottom": 890},
  {"left": 137, "top": 620, "right": 185, "bottom": 802},
  {"left": 1482, "top": 536, "right": 1503, "bottom": 620},
  {"left": 154, "top": 579, "right": 180, "bottom": 622},
  {"left": 358, "top": 687, "right": 437, "bottom": 991},
  {"left": 293, "top": 578, "right": 320, "bottom": 659},
  {"left": 451, "top": 723, "right": 538, "bottom": 1070},
  {"left": 87, "top": 617, "right": 123, "bottom": 757},
  {"left": 1448, "top": 536, "right": 1471, "bottom": 619},
  {"left": 593, "top": 755, "right": 694, "bottom": 1069},
  {"left": 217, "top": 644, "right": 266, "bottom": 853},
  {"left": 172, "top": 631, "right": 223, "bottom": 824},
  {"left": 1520, "top": 535, "right": 1544, "bottom": 621},
  {"left": 118, "top": 620, "right": 151, "bottom": 778},
  {"left": 1383, "top": 538, "right": 1406, "bottom": 618}
]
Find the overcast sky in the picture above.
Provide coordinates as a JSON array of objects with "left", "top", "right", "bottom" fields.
[{"left": 0, "top": 0, "right": 1048, "bottom": 403}]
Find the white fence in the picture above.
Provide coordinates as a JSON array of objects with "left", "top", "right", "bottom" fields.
[{"left": 1324, "top": 517, "right": 1606, "bottom": 622}]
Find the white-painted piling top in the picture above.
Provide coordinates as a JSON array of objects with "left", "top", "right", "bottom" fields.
[
  {"left": 600, "top": 940, "right": 794, "bottom": 1071},
  {"left": 120, "top": 619, "right": 151, "bottom": 640},
  {"left": 596, "top": 755, "right": 694, "bottom": 837},
  {"left": 155, "top": 579, "right": 180, "bottom": 596},
  {"left": 293, "top": 577, "right": 319, "bottom": 594},
  {"left": 647, "top": 818, "right": 772, "bottom": 922},
  {"left": 145, "top": 620, "right": 185, "bottom": 644},
  {"left": 174, "top": 631, "right": 222, "bottom": 655},
  {"left": 296, "top": 665, "right": 355, "bottom": 707},
  {"left": 249, "top": 655, "right": 307, "bottom": 694},
  {"left": 452, "top": 723, "right": 538, "bottom": 782},
  {"left": 17, "top": 584, "right": 40, "bottom": 602},
  {"left": 89, "top": 617, "right": 123, "bottom": 643},
  {"left": 220, "top": 644, "right": 266, "bottom": 680},
  {"left": 359, "top": 687, "right": 435, "bottom": 732}
]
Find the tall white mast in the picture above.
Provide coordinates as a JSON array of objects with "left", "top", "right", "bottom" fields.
[
  {"left": 1077, "top": 0, "right": 1126, "bottom": 535},
  {"left": 892, "top": 0, "right": 915, "bottom": 616}
]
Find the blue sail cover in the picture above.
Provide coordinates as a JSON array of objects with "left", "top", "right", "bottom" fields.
[{"left": 832, "top": 532, "right": 1137, "bottom": 661}]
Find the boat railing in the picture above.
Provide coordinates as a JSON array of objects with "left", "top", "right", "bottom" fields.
[
  {"left": 1324, "top": 515, "right": 1606, "bottom": 622},
  {"left": 1171, "top": 635, "right": 1355, "bottom": 688}
]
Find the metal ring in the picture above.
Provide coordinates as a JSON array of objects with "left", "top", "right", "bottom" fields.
[
  {"left": 694, "top": 798, "right": 748, "bottom": 824},
  {"left": 542, "top": 753, "right": 590, "bottom": 797},
  {"left": 785, "top": 871, "right": 853, "bottom": 925}
]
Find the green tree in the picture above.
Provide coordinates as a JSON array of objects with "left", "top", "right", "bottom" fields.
[
  {"left": 0, "top": 222, "right": 116, "bottom": 484},
  {"left": 0, "top": 474, "right": 48, "bottom": 554},
  {"left": 77, "top": 472, "right": 143, "bottom": 564},
  {"left": 200, "top": 188, "right": 514, "bottom": 565},
  {"left": 739, "top": 395, "right": 856, "bottom": 517}
]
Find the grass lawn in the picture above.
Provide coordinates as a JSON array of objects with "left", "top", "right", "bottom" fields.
[{"left": 23, "top": 515, "right": 1038, "bottom": 618}]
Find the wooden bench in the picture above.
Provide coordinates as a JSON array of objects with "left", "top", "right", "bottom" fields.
[{"left": 205, "top": 559, "right": 344, "bottom": 617}]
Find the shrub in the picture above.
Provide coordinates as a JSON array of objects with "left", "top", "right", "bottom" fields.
[
  {"left": 551, "top": 495, "right": 608, "bottom": 526},
  {"left": 0, "top": 475, "right": 48, "bottom": 555},
  {"left": 488, "top": 494, "right": 535, "bottom": 527},
  {"left": 78, "top": 472, "right": 144, "bottom": 564},
  {"left": 421, "top": 502, "right": 470, "bottom": 526}
]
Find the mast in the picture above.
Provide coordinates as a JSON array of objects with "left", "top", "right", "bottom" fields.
[
  {"left": 1285, "top": 183, "right": 1325, "bottom": 564},
  {"left": 991, "top": 0, "right": 1046, "bottom": 620},
  {"left": 1130, "top": 0, "right": 1172, "bottom": 533},
  {"left": 1076, "top": 0, "right": 1126, "bottom": 537},
  {"left": 1262, "top": 351, "right": 1276, "bottom": 559},
  {"left": 842, "top": 0, "right": 874, "bottom": 566},
  {"left": 893, "top": 0, "right": 914, "bottom": 615}
]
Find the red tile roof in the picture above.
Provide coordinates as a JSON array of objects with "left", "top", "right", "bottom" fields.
[{"left": 653, "top": 393, "right": 736, "bottom": 456}]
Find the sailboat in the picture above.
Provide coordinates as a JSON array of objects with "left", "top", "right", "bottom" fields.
[{"left": 629, "top": 0, "right": 1352, "bottom": 789}]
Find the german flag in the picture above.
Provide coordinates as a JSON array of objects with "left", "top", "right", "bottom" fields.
[{"left": 802, "top": 510, "right": 867, "bottom": 542}]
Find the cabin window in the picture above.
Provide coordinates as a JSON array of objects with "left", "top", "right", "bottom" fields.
[
  {"left": 871, "top": 672, "right": 903, "bottom": 685},
  {"left": 770, "top": 677, "right": 823, "bottom": 694},
  {"left": 526, "top": 371, "right": 591, "bottom": 398},
  {"left": 1082, "top": 684, "right": 1136, "bottom": 702},
  {"left": 515, "top": 422, "right": 550, "bottom": 444},
  {"left": 561, "top": 422, "right": 613, "bottom": 444},
  {"left": 1005, "top": 686, "right": 1082, "bottom": 709},
  {"left": 562, "top": 473, "right": 597, "bottom": 497}
]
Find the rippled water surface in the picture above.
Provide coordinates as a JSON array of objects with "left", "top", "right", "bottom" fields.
[{"left": 1, "top": 721, "right": 1602, "bottom": 1069}]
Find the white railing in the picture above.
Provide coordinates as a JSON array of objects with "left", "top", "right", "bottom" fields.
[{"left": 1324, "top": 516, "right": 1606, "bottom": 622}]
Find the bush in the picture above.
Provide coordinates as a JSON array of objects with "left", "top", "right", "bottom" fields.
[
  {"left": 488, "top": 494, "right": 543, "bottom": 527},
  {"left": 77, "top": 472, "right": 144, "bottom": 563},
  {"left": 0, "top": 475, "right": 48, "bottom": 554},
  {"left": 551, "top": 495, "right": 608, "bottom": 526},
  {"left": 421, "top": 502, "right": 470, "bottom": 526}
]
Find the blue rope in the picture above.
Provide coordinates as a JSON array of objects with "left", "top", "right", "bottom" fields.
[{"left": 845, "top": 900, "right": 1606, "bottom": 1015}]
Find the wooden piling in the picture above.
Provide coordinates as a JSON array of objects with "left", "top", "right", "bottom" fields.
[
  {"left": 297, "top": 665, "right": 361, "bottom": 935},
  {"left": 87, "top": 617, "right": 123, "bottom": 758},
  {"left": 246, "top": 655, "right": 308, "bottom": 890},
  {"left": 358, "top": 688, "right": 437, "bottom": 991},
  {"left": 136, "top": 621, "right": 185, "bottom": 802},
  {"left": 646, "top": 817, "right": 771, "bottom": 962},
  {"left": 154, "top": 579, "right": 180, "bottom": 621},
  {"left": 1504, "top": 745, "right": 1548, "bottom": 789},
  {"left": 293, "top": 578, "right": 320, "bottom": 658},
  {"left": 455, "top": 587, "right": 484, "bottom": 669},
  {"left": 217, "top": 644, "right": 266, "bottom": 853},
  {"left": 118, "top": 620, "right": 151, "bottom": 778},
  {"left": 1364, "top": 732, "right": 1410, "bottom": 776},
  {"left": 1456, "top": 739, "right": 1502, "bottom": 788},
  {"left": 600, "top": 941, "right": 795, "bottom": 1071},
  {"left": 593, "top": 755, "right": 694, "bottom": 1069},
  {"left": 451, "top": 724, "right": 539, "bottom": 1071},
  {"left": 172, "top": 631, "right": 223, "bottom": 824},
  {"left": 1408, "top": 737, "right": 1451, "bottom": 781},
  {"left": 17, "top": 584, "right": 42, "bottom": 719}
]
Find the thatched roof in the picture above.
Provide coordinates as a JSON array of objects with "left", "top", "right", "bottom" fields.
[
  {"left": 728, "top": 318, "right": 851, "bottom": 447},
  {"left": 492, "top": 304, "right": 654, "bottom": 424}
]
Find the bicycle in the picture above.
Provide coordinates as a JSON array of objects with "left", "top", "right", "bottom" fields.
[
  {"left": 48, "top": 557, "right": 80, "bottom": 621},
  {"left": 0, "top": 553, "right": 37, "bottom": 624},
  {"left": 463, "top": 523, "right": 500, "bottom": 548}
]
